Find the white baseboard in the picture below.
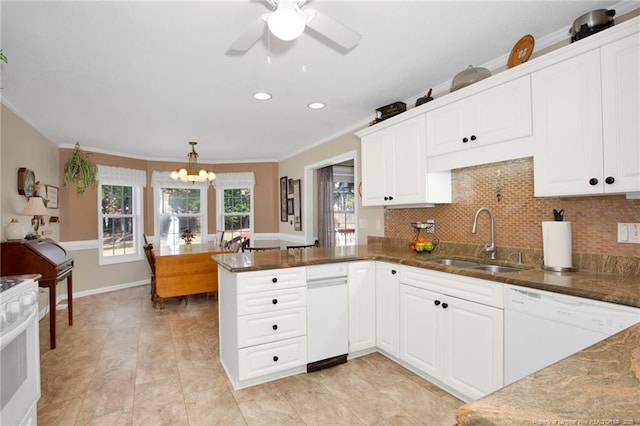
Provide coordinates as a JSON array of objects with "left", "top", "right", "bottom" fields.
[{"left": 54, "top": 279, "right": 150, "bottom": 304}]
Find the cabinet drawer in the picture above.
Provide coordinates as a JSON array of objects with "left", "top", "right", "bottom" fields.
[
  {"left": 237, "top": 267, "right": 306, "bottom": 294},
  {"left": 238, "top": 287, "right": 306, "bottom": 316},
  {"left": 238, "top": 307, "right": 306, "bottom": 348},
  {"left": 238, "top": 336, "right": 307, "bottom": 381},
  {"left": 400, "top": 265, "right": 503, "bottom": 308}
]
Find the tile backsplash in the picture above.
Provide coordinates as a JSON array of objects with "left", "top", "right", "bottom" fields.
[{"left": 384, "top": 157, "right": 640, "bottom": 272}]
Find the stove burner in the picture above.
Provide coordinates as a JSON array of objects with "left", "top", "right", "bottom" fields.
[{"left": 0, "top": 277, "right": 26, "bottom": 293}]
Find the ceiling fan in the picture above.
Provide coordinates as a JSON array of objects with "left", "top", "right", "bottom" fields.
[{"left": 230, "top": 0, "right": 362, "bottom": 52}]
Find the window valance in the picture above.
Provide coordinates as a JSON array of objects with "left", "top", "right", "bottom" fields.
[
  {"left": 150, "top": 171, "right": 210, "bottom": 189},
  {"left": 97, "top": 165, "right": 147, "bottom": 187},
  {"left": 213, "top": 172, "right": 256, "bottom": 189}
]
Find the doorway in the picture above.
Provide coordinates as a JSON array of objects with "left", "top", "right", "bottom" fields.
[{"left": 303, "top": 150, "right": 358, "bottom": 247}]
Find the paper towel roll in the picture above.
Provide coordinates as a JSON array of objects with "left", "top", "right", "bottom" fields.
[{"left": 542, "top": 221, "right": 573, "bottom": 270}]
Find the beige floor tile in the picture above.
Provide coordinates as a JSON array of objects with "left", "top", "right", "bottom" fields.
[
  {"left": 184, "top": 387, "right": 247, "bottom": 426},
  {"left": 76, "top": 371, "right": 136, "bottom": 420},
  {"left": 38, "top": 284, "right": 463, "bottom": 426},
  {"left": 37, "top": 395, "right": 83, "bottom": 426}
]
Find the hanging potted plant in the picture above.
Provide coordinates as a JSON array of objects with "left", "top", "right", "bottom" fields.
[{"left": 63, "top": 142, "right": 98, "bottom": 196}]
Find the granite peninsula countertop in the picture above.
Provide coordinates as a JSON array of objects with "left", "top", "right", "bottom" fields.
[
  {"left": 456, "top": 322, "right": 640, "bottom": 425},
  {"left": 212, "top": 244, "right": 640, "bottom": 308}
]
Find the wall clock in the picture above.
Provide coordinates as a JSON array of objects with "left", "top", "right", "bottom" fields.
[{"left": 17, "top": 167, "right": 36, "bottom": 197}]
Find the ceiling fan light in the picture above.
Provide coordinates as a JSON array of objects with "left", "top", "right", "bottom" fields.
[
  {"left": 178, "top": 168, "right": 188, "bottom": 177},
  {"left": 308, "top": 102, "right": 325, "bottom": 109},
  {"left": 268, "top": 8, "right": 306, "bottom": 41},
  {"left": 253, "top": 92, "right": 272, "bottom": 100}
]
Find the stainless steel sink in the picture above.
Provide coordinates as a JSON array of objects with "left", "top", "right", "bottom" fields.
[
  {"left": 428, "top": 258, "right": 525, "bottom": 273},
  {"left": 469, "top": 264, "right": 524, "bottom": 273},
  {"left": 428, "top": 258, "right": 481, "bottom": 267}
]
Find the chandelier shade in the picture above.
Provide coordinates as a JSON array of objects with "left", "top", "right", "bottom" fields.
[{"left": 170, "top": 141, "right": 216, "bottom": 183}]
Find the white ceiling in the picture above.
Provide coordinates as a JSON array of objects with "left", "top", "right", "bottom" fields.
[{"left": 1, "top": 1, "right": 631, "bottom": 164}]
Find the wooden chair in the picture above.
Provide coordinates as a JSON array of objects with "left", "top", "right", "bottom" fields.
[
  {"left": 286, "top": 240, "right": 320, "bottom": 250},
  {"left": 143, "top": 243, "right": 157, "bottom": 306},
  {"left": 143, "top": 234, "right": 149, "bottom": 245}
]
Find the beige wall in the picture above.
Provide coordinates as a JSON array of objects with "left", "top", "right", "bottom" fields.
[
  {"left": 1, "top": 104, "right": 60, "bottom": 240},
  {"left": 278, "top": 128, "right": 384, "bottom": 244}
]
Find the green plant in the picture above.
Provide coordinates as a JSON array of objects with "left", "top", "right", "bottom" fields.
[
  {"left": 63, "top": 142, "right": 98, "bottom": 196},
  {"left": 0, "top": 50, "right": 7, "bottom": 63}
]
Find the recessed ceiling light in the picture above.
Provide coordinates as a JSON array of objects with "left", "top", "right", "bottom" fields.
[
  {"left": 308, "top": 102, "right": 325, "bottom": 109},
  {"left": 253, "top": 92, "right": 272, "bottom": 100}
]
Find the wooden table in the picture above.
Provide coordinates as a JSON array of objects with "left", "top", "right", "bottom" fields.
[{"left": 153, "top": 243, "right": 231, "bottom": 308}]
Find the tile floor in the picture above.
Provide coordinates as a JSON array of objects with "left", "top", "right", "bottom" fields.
[{"left": 37, "top": 285, "right": 463, "bottom": 425}]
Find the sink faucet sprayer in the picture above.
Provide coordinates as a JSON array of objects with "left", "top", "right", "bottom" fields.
[{"left": 471, "top": 207, "right": 496, "bottom": 260}]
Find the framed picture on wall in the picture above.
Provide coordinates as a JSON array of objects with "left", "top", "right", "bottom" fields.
[
  {"left": 288, "top": 178, "right": 294, "bottom": 195},
  {"left": 287, "top": 198, "right": 294, "bottom": 216},
  {"left": 293, "top": 179, "right": 302, "bottom": 231},
  {"left": 280, "top": 176, "right": 288, "bottom": 222},
  {"left": 46, "top": 185, "right": 59, "bottom": 209}
]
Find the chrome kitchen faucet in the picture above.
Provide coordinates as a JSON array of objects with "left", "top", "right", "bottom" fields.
[{"left": 472, "top": 207, "right": 496, "bottom": 260}]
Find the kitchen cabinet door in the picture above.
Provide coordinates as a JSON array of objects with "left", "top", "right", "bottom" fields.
[
  {"left": 360, "top": 115, "right": 450, "bottom": 206},
  {"left": 601, "top": 34, "right": 640, "bottom": 194},
  {"left": 360, "top": 127, "right": 390, "bottom": 205},
  {"left": 441, "top": 295, "right": 503, "bottom": 400},
  {"left": 426, "top": 76, "right": 532, "bottom": 158},
  {"left": 399, "top": 284, "right": 440, "bottom": 378},
  {"left": 375, "top": 262, "right": 400, "bottom": 357},
  {"left": 348, "top": 261, "right": 376, "bottom": 355},
  {"left": 532, "top": 49, "right": 604, "bottom": 196}
]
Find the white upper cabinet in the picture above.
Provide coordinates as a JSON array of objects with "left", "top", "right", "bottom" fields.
[
  {"left": 359, "top": 114, "right": 451, "bottom": 207},
  {"left": 533, "top": 33, "right": 640, "bottom": 197},
  {"left": 601, "top": 34, "right": 640, "bottom": 194},
  {"left": 425, "top": 76, "right": 533, "bottom": 170},
  {"left": 427, "top": 76, "right": 532, "bottom": 157}
]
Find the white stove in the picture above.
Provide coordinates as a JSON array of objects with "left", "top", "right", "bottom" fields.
[{"left": 0, "top": 276, "right": 41, "bottom": 426}]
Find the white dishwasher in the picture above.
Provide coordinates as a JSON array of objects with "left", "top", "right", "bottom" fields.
[
  {"left": 504, "top": 284, "right": 640, "bottom": 385},
  {"left": 306, "top": 263, "right": 349, "bottom": 372}
]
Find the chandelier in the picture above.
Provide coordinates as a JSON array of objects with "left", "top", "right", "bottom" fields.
[{"left": 170, "top": 141, "right": 216, "bottom": 183}]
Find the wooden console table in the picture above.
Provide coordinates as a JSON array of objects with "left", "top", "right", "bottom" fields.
[{"left": 153, "top": 243, "right": 231, "bottom": 308}]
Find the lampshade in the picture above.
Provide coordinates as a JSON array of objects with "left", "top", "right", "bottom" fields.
[
  {"left": 268, "top": 7, "right": 306, "bottom": 41},
  {"left": 21, "top": 196, "right": 51, "bottom": 216},
  {"left": 171, "top": 141, "right": 216, "bottom": 184}
]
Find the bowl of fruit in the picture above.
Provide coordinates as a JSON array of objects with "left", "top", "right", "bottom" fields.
[{"left": 408, "top": 236, "right": 438, "bottom": 253}]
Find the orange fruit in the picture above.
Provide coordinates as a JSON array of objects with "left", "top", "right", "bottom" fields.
[
  {"left": 417, "top": 236, "right": 426, "bottom": 243},
  {"left": 409, "top": 244, "right": 416, "bottom": 251}
]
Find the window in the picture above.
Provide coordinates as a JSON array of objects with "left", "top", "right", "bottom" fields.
[
  {"left": 214, "top": 173, "right": 255, "bottom": 244},
  {"left": 222, "top": 188, "right": 251, "bottom": 240},
  {"left": 97, "top": 166, "right": 146, "bottom": 265},
  {"left": 151, "top": 171, "right": 208, "bottom": 248},
  {"left": 157, "top": 187, "right": 205, "bottom": 247}
]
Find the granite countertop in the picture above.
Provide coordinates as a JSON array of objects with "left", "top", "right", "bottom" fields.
[
  {"left": 212, "top": 244, "right": 640, "bottom": 308},
  {"left": 456, "top": 322, "right": 640, "bottom": 425}
]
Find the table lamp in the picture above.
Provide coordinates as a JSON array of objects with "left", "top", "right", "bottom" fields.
[{"left": 20, "top": 196, "right": 51, "bottom": 239}]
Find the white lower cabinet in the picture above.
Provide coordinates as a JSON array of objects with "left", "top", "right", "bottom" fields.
[
  {"left": 375, "top": 262, "right": 400, "bottom": 357},
  {"left": 398, "top": 265, "right": 503, "bottom": 401},
  {"left": 348, "top": 261, "right": 376, "bottom": 355},
  {"left": 399, "top": 284, "right": 439, "bottom": 377},
  {"left": 219, "top": 266, "right": 307, "bottom": 390}
]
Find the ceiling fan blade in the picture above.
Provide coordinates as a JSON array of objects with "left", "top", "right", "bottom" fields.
[
  {"left": 229, "top": 14, "right": 269, "bottom": 52},
  {"left": 304, "top": 9, "right": 362, "bottom": 49}
]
